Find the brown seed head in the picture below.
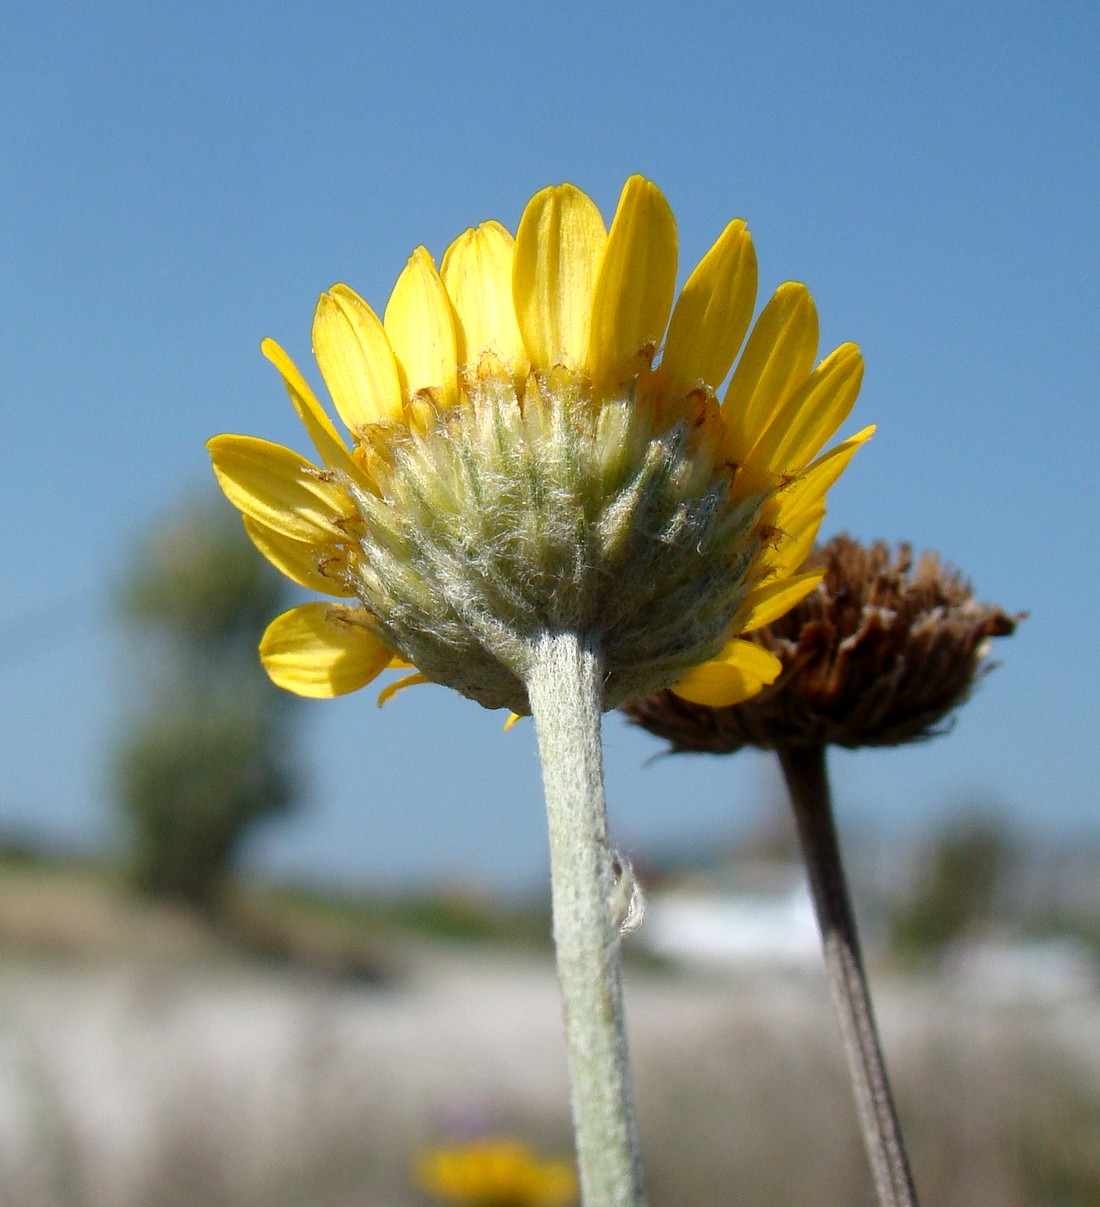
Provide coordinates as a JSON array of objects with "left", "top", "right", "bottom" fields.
[{"left": 624, "top": 534, "right": 1022, "bottom": 752}]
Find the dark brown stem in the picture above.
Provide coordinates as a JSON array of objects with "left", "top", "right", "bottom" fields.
[{"left": 777, "top": 743, "right": 919, "bottom": 1207}]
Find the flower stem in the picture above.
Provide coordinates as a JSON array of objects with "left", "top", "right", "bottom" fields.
[
  {"left": 777, "top": 743, "right": 919, "bottom": 1207},
  {"left": 526, "top": 629, "right": 646, "bottom": 1207}
]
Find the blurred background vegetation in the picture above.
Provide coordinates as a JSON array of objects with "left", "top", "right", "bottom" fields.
[
  {"left": 0, "top": 490, "right": 1096, "bottom": 1206},
  {"left": 113, "top": 494, "right": 301, "bottom": 911}
]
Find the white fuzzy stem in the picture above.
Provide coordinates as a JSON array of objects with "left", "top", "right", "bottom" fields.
[{"left": 526, "top": 629, "right": 646, "bottom": 1207}]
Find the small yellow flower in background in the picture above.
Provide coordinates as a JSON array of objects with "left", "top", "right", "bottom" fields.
[
  {"left": 415, "top": 1138, "right": 578, "bottom": 1207},
  {"left": 209, "top": 176, "right": 871, "bottom": 715}
]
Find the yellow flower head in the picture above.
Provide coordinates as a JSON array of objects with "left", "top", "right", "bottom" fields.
[
  {"left": 415, "top": 1138, "right": 578, "bottom": 1207},
  {"left": 209, "top": 176, "right": 871, "bottom": 714}
]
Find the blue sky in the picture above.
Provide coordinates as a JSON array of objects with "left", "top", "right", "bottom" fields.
[{"left": 2, "top": 2, "right": 1097, "bottom": 892}]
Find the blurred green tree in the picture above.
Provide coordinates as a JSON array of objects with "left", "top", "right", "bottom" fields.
[
  {"left": 114, "top": 493, "right": 300, "bottom": 909},
  {"left": 890, "top": 813, "right": 1013, "bottom": 959}
]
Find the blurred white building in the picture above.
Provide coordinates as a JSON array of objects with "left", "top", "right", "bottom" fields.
[{"left": 640, "top": 867, "right": 822, "bottom": 969}]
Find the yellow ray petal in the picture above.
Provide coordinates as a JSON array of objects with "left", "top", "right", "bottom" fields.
[
  {"left": 669, "top": 640, "right": 783, "bottom": 707},
  {"left": 260, "top": 338, "right": 355, "bottom": 475},
  {"left": 588, "top": 175, "right": 677, "bottom": 389},
  {"left": 208, "top": 434, "right": 353, "bottom": 542},
  {"left": 376, "top": 671, "right": 431, "bottom": 707},
  {"left": 260, "top": 603, "right": 393, "bottom": 698},
  {"left": 441, "top": 220, "right": 528, "bottom": 379},
  {"left": 722, "top": 282, "right": 819, "bottom": 461},
  {"left": 656, "top": 218, "right": 758, "bottom": 398},
  {"left": 768, "top": 505, "right": 825, "bottom": 579},
  {"left": 774, "top": 424, "right": 876, "bottom": 527},
  {"left": 512, "top": 183, "right": 607, "bottom": 371},
  {"left": 735, "top": 568, "right": 823, "bottom": 632},
  {"left": 383, "top": 246, "right": 458, "bottom": 409},
  {"left": 751, "top": 342, "right": 864, "bottom": 476},
  {"left": 312, "top": 284, "right": 405, "bottom": 429},
  {"left": 241, "top": 515, "right": 354, "bottom": 598}
]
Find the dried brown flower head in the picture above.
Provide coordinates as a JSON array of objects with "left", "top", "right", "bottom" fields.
[{"left": 624, "top": 534, "right": 1021, "bottom": 752}]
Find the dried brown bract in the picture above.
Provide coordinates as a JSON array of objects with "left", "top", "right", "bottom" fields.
[{"left": 624, "top": 534, "right": 1021, "bottom": 752}]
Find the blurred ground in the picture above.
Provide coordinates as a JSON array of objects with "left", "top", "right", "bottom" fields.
[{"left": 0, "top": 864, "right": 1097, "bottom": 1207}]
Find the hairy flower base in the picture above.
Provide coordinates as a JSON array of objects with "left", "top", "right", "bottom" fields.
[{"left": 343, "top": 373, "right": 770, "bottom": 713}]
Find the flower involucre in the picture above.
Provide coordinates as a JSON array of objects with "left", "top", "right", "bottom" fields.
[{"left": 209, "top": 177, "right": 871, "bottom": 714}]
